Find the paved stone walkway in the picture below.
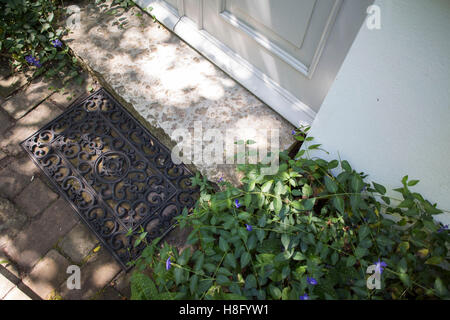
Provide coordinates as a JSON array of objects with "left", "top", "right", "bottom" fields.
[
  {"left": 0, "top": 0, "right": 295, "bottom": 300},
  {"left": 65, "top": 0, "right": 294, "bottom": 185},
  {"left": 0, "top": 67, "right": 131, "bottom": 300}
]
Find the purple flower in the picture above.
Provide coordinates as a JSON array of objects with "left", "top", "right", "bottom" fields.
[
  {"left": 291, "top": 130, "right": 296, "bottom": 135},
  {"left": 51, "top": 39, "right": 63, "bottom": 48},
  {"left": 24, "top": 55, "right": 42, "bottom": 67},
  {"left": 306, "top": 276, "right": 317, "bottom": 285},
  {"left": 245, "top": 224, "right": 252, "bottom": 231},
  {"left": 438, "top": 224, "right": 449, "bottom": 233},
  {"left": 166, "top": 257, "right": 171, "bottom": 270},
  {"left": 234, "top": 199, "right": 241, "bottom": 208},
  {"left": 374, "top": 259, "right": 387, "bottom": 274},
  {"left": 25, "top": 55, "right": 34, "bottom": 64},
  {"left": 299, "top": 293, "right": 309, "bottom": 300},
  {"left": 218, "top": 177, "right": 223, "bottom": 183}
]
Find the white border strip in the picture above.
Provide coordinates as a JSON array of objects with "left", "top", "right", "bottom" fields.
[{"left": 135, "top": 0, "right": 316, "bottom": 126}]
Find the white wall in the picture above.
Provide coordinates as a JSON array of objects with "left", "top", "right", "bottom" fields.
[{"left": 307, "top": 0, "right": 450, "bottom": 224}]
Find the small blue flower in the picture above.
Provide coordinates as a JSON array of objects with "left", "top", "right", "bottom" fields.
[
  {"left": 291, "top": 130, "right": 296, "bottom": 135},
  {"left": 218, "top": 177, "right": 223, "bottom": 183},
  {"left": 245, "top": 224, "right": 252, "bottom": 231},
  {"left": 25, "top": 55, "right": 42, "bottom": 67},
  {"left": 25, "top": 55, "right": 34, "bottom": 64},
  {"left": 374, "top": 259, "right": 387, "bottom": 274},
  {"left": 166, "top": 257, "right": 171, "bottom": 270},
  {"left": 234, "top": 199, "right": 241, "bottom": 208},
  {"left": 51, "top": 39, "right": 63, "bottom": 48},
  {"left": 306, "top": 276, "right": 317, "bottom": 285},
  {"left": 299, "top": 293, "right": 309, "bottom": 300},
  {"left": 438, "top": 224, "right": 449, "bottom": 233}
]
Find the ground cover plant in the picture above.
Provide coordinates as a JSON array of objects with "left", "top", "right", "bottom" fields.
[{"left": 129, "top": 126, "right": 449, "bottom": 300}]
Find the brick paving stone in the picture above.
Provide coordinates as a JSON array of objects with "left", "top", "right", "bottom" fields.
[
  {"left": 94, "top": 286, "right": 123, "bottom": 300},
  {"left": 0, "top": 109, "right": 12, "bottom": 135},
  {"left": 7, "top": 154, "right": 41, "bottom": 177},
  {"left": 0, "top": 70, "right": 30, "bottom": 99},
  {"left": 0, "top": 150, "right": 7, "bottom": 162},
  {"left": 3, "top": 198, "right": 78, "bottom": 271},
  {"left": 0, "top": 252, "right": 20, "bottom": 279},
  {"left": 3, "top": 286, "right": 31, "bottom": 300},
  {"left": 111, "top": 271, "right": 131, "bottom": 299},
  {"left": 23, "top": 249, "right": 70, "bottom": 300},
  {"left": 0, "top": 101, "right": 62, "bottom": 156},
  {"left": 0, "top": 167, "right": 29, "bottom": 200},
  {"left": 2, "top": 77, "right": 54, "bottom": 120},
  {"left": 0, "top": 273, "right": 16, "bottom": 299},
  {"left": 49, "top": 73, "right": 95, "bottom": 109},
  {"left": 59, "top": 248, "right": 121, "bottom": 300},
  {"left": 59, "top": 223, "right": 98, "bottom": 264},
  {"left": 0, "top": 197, "right": 28, "bottom": 249},
  {"left": 14, "top": 178, "right": 58, "bottom": 217}
]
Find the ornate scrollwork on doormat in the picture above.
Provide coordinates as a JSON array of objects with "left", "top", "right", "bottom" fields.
[{"left": 21, "top": 88, "right": 199, "bottom": 269}]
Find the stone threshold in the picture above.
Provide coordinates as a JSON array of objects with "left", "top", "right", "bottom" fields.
[{"left": 63, "top": 0, "right": 295, "bottom": 184}]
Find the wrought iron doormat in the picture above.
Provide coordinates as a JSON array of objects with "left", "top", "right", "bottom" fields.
[{"left": 21, "top": 88, "right": 199, "bottom": 269}]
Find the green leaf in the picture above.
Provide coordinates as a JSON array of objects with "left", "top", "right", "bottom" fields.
[
  {"left": 434, "top": 277, "right": 447, "bottom": 296},
  {"left": 178, "top": 248, "right": 191, "bottom": 265},
  {"left": 401, "top": 175, "right": 409, "bottom": 186},
  {"left": 302, "top": 198, "right": 315, "bottom": 211},
  {"left": 399, "top": 273, "right": 411, "bottom": 287},
  {"left": 245, "top": 274, "right": 257, "bottom": 289},
  {"left": 358, "top": 225, "right": 370, "bottom": 241},
  {"left": 372, "top": 182, "right": 387, "bottom": 195},
  {"left": 217, "top": 268, "right": 232, "bottom": 277},
  {"left": 341, "top": 160, "right": 352, "bottom": 172},
  {"left": 256, "top": 229, "right": 265, "bottom": 243},
  {"left": 354, "top": 247, "right": 368, "bottom": 258},
  {"left": 130, "top": 273, "right": 157, "bottom": 300},
  {"left": 269, "top": 285, "right": 282, "bottom": 300},
  {"left": 238, "top": 211, "right": 251, "bottom": 221},
  {"left": 189, "top": 275, "right": 199, "bottom": 294},
  {"left": 332, "top": 196, "right": 345, "bottom": 214},
  {"left": 328, "top": 160, "right": 339, "bottom": 169},
  {"left": 174, "top": 267, "right": 184, "bottom": 285},
  {"left": 241, "top": 252, "right": 251, "bottom": 268},
  {"left": 293, "top": 251, "right": 306, "bottom": 261},
  {"left": 219, "top": 237, "right": 229, "bottom": 252},
  {"left": 261, "top": 180, "right": 273, "bottom": 193},
  {"left": 331, "top": 251, "right": 339, "bottom": 265},
  {"left": 224, "top": 253, "right": 237, "bottom": 268},
  {"left": 274, "top": 181, "right": 283, "bottom": 195},
  {"left": 302, "top": 184, "right": 313, "bottom": 197},
  {"left": 398, "top": 199, "right": 414, "bottom": 208},
  {"left": 324, "top": 176, "right": 338, "bottom": 193},
  {"left": 273, "top": 196, "right": 282, "bottom": 214},
  {"left": 281, "top": 234, "right": 290, "bottom": 250},
  {"left": 346, "top": 256, "right": 356, "bottom": 267},
  {"left": 216, "top": 275, "right": 230, "bottom": 285},
  {"left": 351, "top": 174, "right": 364, "bottom": 192},
  {"left": 425, "top": 256, "right": 443, "bottom": 266}
]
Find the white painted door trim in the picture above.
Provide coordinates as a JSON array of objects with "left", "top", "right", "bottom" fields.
[{"left": 135, "top": 0, "right": 317, "bottom": 126}]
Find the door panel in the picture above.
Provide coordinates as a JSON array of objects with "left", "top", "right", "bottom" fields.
[
  {"left": 225, "top": 0, "right": 316, "bottom": 50},
  {"left": 148, "top": 0, "right": 371, "bottom": 115}
]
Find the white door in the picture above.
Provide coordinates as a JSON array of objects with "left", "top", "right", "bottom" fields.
[{"left": 136, "top": 0, "right": 373, "bottom": 124}]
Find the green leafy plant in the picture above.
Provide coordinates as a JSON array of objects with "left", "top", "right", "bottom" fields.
[
  {"left": 130, "top": 126, "right": 449, "bottom": 300},
  {"left": 0, "top": 0, "right": 84, "bottom": 83}
]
